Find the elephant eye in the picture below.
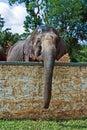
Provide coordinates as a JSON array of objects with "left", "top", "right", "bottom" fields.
[
  {"left": 36, "top": 39, "right": 42, "bottom": 51},
  {"left": 36, "top": 39, "right": 41, "bottom": 47}
]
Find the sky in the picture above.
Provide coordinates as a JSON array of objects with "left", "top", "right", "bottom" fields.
[{"left": 0, "top": 0, "right": 27, "bottom": 34}]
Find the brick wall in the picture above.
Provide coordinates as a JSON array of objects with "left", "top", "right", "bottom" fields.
[{"left": 0, "top": 62, "right": 87, "bottom": 119}]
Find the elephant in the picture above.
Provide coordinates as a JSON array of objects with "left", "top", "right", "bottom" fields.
[
  {"left": 7, "top": 26, "right": 67, "bottom": 108},
  {"left": 0, "top": 45, "right": 6, "bottom": 61}
]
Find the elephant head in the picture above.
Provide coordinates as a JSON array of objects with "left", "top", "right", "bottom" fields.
[{"left": 23, "top": 26, "right": 67, "bottom": 108}]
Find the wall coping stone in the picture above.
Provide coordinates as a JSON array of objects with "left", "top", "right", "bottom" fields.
[{"left": 0, "top": 61, "right": 87, "bottom": 66}]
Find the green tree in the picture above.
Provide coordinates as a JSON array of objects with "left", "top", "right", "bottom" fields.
[
  {"left": 0, "top": 14, "right": 20, "bottom": 51},
  {"left": 0, "top": 14, "right": 5, "bottom": 31},
  {"left": 79, "top": 45, "right": 87, "bottom": 62},
  {"left": 9, "top": 0, "right": 43, "bottom": 33},
  {"left": 42, "top": 0, "right": 87, "bottom": 61}
]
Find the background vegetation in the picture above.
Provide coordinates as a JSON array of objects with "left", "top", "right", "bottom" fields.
[{"left": 0, "top": 0, "right": 87, "bottom": 62}]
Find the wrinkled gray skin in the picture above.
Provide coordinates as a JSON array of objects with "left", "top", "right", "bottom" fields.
[
  {"left": 7, "top": 26, "right": 67, "bottom": 109},
  {"left": 7, "top": 35, "right": 31, "bottom": 61}
]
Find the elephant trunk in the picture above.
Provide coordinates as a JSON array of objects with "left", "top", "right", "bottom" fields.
[{"left": 43, "top": 47, "right": 56, "bottom": 109}]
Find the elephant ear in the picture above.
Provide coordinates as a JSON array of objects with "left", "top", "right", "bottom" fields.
[
  {"left": 23, "top": 36, "right": 34, "bottom": 61},
  {"left": 56, "top": 37, "right": 67, "bottom": 60}
]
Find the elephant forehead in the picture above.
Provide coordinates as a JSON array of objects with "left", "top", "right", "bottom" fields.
[
  {"left": 42, "top": 34, "right": 56, "bottom": 51},
  {"left": 42, "top": 36, "right": 52, "bottom": 42},
  {"left": 42, "top": 32, "right": 57, "bottom": 42}
]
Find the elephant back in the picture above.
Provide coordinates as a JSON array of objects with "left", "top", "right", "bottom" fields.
[{"left": 7, "top": 40, "right": 25, "bottom": 61}]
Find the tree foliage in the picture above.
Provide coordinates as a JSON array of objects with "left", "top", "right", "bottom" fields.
[
  {"left": 8, "top": 0, "right": 87, "bottom": 40},
  {"left": 0, "top": 15, "right": 20, "bottom": 51},
  {"left": 41, "top": 0, "right": 87, "bottom": 61},
  {"left": 9, "top": 0, "right": 43, "bottom": 33},
  {"left": 79, "top": 45, "right": 87, "bottom": 62}
]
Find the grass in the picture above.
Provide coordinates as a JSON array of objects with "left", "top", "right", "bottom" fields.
[{"left": 0, "top": 118, "right": 87, "bottom": 130}]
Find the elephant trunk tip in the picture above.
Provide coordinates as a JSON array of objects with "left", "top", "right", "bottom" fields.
[
  {"left": 43, "top": 104, "right": 49, "bottom": 109},
  {"left": 43, "top": 97, "right": 50, "bottom": 109}
]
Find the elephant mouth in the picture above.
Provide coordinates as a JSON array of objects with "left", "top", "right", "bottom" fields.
[
  {"left": 29, "top": 53, "right": 43, "bottom": 62},
  {"left": 36, "top": 55, "right": 43, "bottom": 62},
  {"left": 29, "top": 54, "right": 38, "bottom": 61}
]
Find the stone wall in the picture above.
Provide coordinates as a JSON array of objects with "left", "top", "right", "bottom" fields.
[{"left": 0, "top": 62, "right": 87, "bottom": 119}]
